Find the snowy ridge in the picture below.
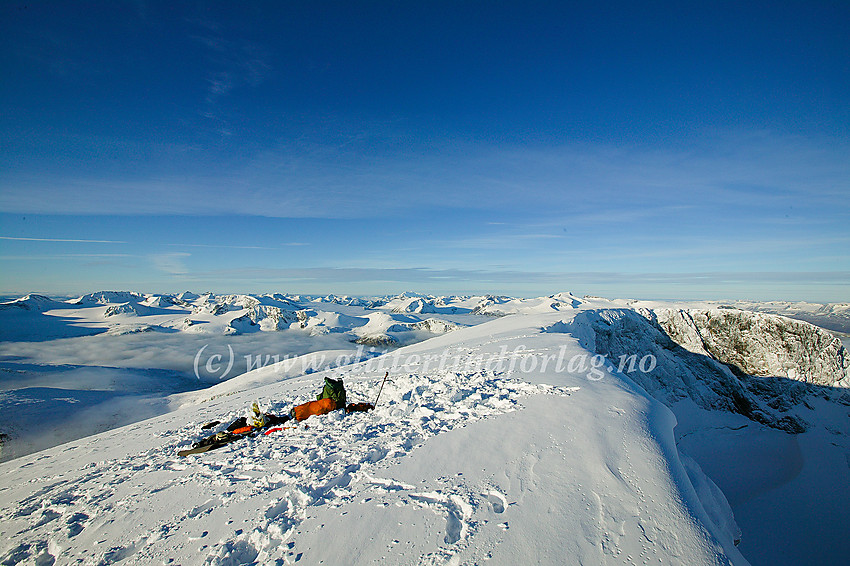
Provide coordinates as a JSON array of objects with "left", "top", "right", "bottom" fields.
[
  {"left": 469, "top": 293, "right": 584, "bottom": 317},
  {"left": 0, "top": 294, "right": 67, "bottom": 312}
]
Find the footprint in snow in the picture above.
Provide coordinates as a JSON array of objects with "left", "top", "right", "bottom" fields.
[
  {"left": 487, "top": 490, "right": 507, "bottom": 514},
  {"left": 409, "top": 492, "right": 471, "bottom": 545},
  {"left": 66, "top": 512, "right": 89, "bottom": 537}
]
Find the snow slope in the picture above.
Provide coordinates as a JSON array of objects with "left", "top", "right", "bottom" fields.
[{"left": 0, "top": 311, "right": 748, "bottom": 566}]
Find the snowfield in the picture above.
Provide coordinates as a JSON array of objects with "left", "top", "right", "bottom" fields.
[{"left": 0, "top": 291, "right": 848, "bottom": 565}]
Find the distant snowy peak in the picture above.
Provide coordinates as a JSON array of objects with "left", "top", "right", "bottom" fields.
[
  {"left": 0, "top": 294, "right": 66, "bottom": 312},
  {"left": 176, "top": 290, "right": 199, "bottom": 301},
  {"left": 550, "top": 291, "right": 583, "bottom": 308},
  {"left": 193, "top": 302, "right": 239, "bottom": 316},
  {"left": 217, "top": 294, "right": 261, "bottom": 309},
  {"left": 294, "top": 309, "right": 368, "bottom": 336},
  {"left": 395, "top": 290, "right": 428, "bottom": 299},
  {"left": 261, "top": 293, "right": 302, "bottom": 308},
  {"left": 142, "top": 295, "right": 180, "bottom": 308},
  {"left": 353, "top": 312, "right": 464, "bottom": 346},
  {"left": 315, "top": 294, "right": 379, "bottom": 308},
  {"left": 469, "top": 294, "right": 511, "bottom": 315},
  {"left": 74, "top": 291, "right": 145, "bottom": 305},
  {"left": 390, "top": 297, "right": 440, "bottom": 314},
  {"left": 735, "top": 300, "right": 850, "bottom": 316},
  {"left": 103, "top": 302, "right": 149, "bottom": 317},
  {"left": 222, "top": 305, "right": 302, "bottom": 334},
  {"left": 355, "top": 312, "right": 407, "bottom": 334},
  {"left": 470, "top": 294, "right": 584, "bottom": 316},
  {"left": 224, "top": 313, "right": 259, "bottom": 335},
  {"left": 251, "top": 305, "right": 300, "bottom": 331},
  {"left": 385, "top": 295, "right": 469, "bottom": 315},
  {"left": 410, "top": 318, "right": 463, "bottom": 333}
]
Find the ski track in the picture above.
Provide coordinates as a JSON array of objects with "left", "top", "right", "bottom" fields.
[{"left": 0, "top": 369, "right": 576, "bottom": 565}]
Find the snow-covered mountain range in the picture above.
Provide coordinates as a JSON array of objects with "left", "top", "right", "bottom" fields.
[{"left": 0, "top": 290, "right": 848, "bottom": 565}]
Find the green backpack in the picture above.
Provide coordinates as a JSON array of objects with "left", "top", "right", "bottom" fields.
[{"left": 317, "top": 377, "right": 346, "bottom": 408}]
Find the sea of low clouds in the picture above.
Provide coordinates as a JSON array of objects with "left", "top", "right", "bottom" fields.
[{"left": 0, "top": 330, "right": 361, "bottom": 384}]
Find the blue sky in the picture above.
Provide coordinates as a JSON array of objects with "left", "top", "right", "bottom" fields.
[{"left": 1, "top": 1, "right": 848, "bottom": 301}]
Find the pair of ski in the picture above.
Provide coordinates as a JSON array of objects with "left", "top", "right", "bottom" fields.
[
  {"left": 177, "top": 427, "right": 261, "bottom": 457},
  {"left": 178, "top": 372, "right": 390, "bottom": 457},
  {"left": 177, "top": 422, "right": 304, "bottom": 456}
]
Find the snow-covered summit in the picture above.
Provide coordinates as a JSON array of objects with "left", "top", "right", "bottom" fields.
[
  {"left": 73, "top": 290, "right": 146, "bottom": 305},
  {"left": 103, "top": 302, "right": 150, "bottom": 317},
  {"left": 469, "top": 293, "right": 585, "bottom": 316},
  {"left": 176, "top": 290, "right": 199, "bottom": 302},
  {"left": 0, "top": 294, "right": 67, "bottom": 312}
]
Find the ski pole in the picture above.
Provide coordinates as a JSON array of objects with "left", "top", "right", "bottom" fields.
[{"left": 373, "top": 372, "right": 389, "bottom": 407}]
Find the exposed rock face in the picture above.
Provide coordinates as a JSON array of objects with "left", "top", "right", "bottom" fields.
[
  {"left": 731, "top": 300, "right": 850, "bottom": 334},
  {"left": 391, "top": 298, "right": 438, "bottom": 314},
  {"left": 75, "top": 291, "right": 144, "bottom": 305},
  {"left": 471, "top": 295, "right": 512, "bottom": 316},
  {"left": 103, "top": 302, "right": 147, "bottom": 317},
  {"left": 649, "top": 308, "right": 849, "bottom": 388},
  {"left": 354, "top": 335, "right": 398, "bottom": 347},
  {"left": 409, "top": 318, "right": 462, "bottom": 333},
  {"left": 566, "top": 308, "right": 850, "bottom": 433},
  {"left": 566, "top": 309, "right": 762, "bottom": 418},
  {"left": 226, "top": 306, "right": 299, "bottom": 334},
  {"left": 247, "top": 305, "right": 298, "bottom": 331}
]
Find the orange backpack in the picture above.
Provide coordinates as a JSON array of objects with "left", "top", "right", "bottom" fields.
[{"left": 291, "top": 397, "right": 338, "bottom": 421}]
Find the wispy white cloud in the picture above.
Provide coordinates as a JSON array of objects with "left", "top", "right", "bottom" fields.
[
  {"left": 166, "top": 243, "right": 276, "bottom": 250},
  {"left": 0, "top": 254, "right": 131, "bottom": 260},
  {"left": 0, "top": 236, "right": 127, "bottom": 244},
  {"left": 150, "top": 252, "right": 190, "bottom": 276},
  {"left": 206, "top": 71, "right": 235, "bottom": 100},
  {"left": 191, "top": 23, "right": 273, "bottom": 113},
  {"left": 423, "top": 233, "right": 567, "bottom": 250},
  {"left": 164, "top": 242, "right": 308, "bottom": 250}
]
